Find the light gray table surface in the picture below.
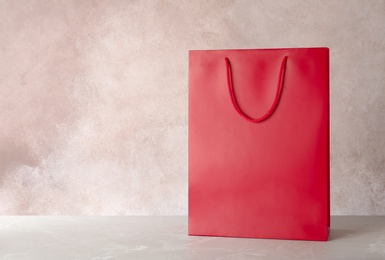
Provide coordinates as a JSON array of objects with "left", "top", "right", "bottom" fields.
[{"left": 0, "top": 216, "right": 384, "bottom": 259}]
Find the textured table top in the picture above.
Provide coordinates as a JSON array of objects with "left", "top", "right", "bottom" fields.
[{"left": 0, "top": 216, "right": 384, "bottom": 259}]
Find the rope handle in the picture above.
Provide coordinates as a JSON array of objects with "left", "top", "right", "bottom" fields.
[{"left": 224, "top": 56, "right": 288, "bottom": 123}]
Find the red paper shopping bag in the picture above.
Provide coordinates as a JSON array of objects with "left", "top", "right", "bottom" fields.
[{"left": 188, "top": 48, "right": 329, "bottom": 241}]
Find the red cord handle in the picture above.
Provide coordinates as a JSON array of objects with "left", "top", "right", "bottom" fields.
[{"left": 224, "top": 56, "right": 288, "bottom": 123}]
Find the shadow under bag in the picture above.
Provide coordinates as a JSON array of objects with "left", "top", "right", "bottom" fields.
[{"left": 188, "top": 47, "right": 329, "bottom": 241}]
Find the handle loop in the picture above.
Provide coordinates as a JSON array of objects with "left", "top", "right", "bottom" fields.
[{"left": 224, "top": 56, "right": 288, "bottom": 123}]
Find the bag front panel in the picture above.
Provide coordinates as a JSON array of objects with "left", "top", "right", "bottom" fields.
[{"left": 188, "top": 48, "right": 329, "bottom": 240}]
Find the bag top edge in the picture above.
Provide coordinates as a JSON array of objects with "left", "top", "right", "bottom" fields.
[{"left": 189, "top": 47, "right": 329, "bottom": 52}]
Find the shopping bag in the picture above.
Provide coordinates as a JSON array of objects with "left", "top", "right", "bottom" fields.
[{"left": 188, "top": 48, "right": 329, "bottom": 241}]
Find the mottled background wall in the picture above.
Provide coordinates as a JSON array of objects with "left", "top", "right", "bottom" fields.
[{"left": 0, "top": 0, "right": 384, "bottom": 215}]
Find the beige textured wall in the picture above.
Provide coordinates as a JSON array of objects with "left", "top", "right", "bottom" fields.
[{"left": 0, "top": 0, "right": 384, "bottom": 215}]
